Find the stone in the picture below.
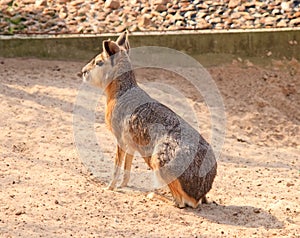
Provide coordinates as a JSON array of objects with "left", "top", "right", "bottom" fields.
[
  {"left": 175, "top": 20, "right": 184, "bottom": 27},
  {"left": 153, "top": 0, "right": 170, "bottom": 4},
  {"left": 70, "top": 0, "right": 83, "bottom": 6},
  {"left": 272, "top": 9, "right": 280, "bottom": 15},
  {"left": 245, "top": 59, "right": 254, "bottom": 67},
  {"left": 154, "top": 4, "right": 167, "bottom": 12},
  {"left": 281, "top": 2, "right": 292, "bottom": 12},
  {"left": 210, "top": 17, "right": 222, "bottom": 24},
  {"left": 59, "top": 9, "right": 68, "bottom": 19},
  {"left": 196, "top": 18, "right": 211, "bottom": 29},
  {"left": 105, "top": 0, "right": 120, "bottom": 10},
  {"left": 106, "top": 13, "right": 119, "bottom": 22},
  {"left": 244, "top": 1, "right": 255, "bottom": 8},
  {"left": 141, "top": 7, "right": 151, "bottom": 14},
  {"left": 187, "top": 20, "right": 197, "bottom": 26},
  {"left": 214, "top": 23, "right": 223, "bottom": 29},
  {"left": 197, "top": 12, "right": 207, "bottom": 19},
  {"left": 35, "top": 0, "right": 47, "bottom": 7},
  {"left": 138, "top": 14, "right": 152, "bottom": 27},
  {"left": 264, "top": 16, "right": 276, "bottom": 26},
  {"left": 228, "top": 0, "right": 241, "bottom": 8},
  {"left": 180, "top": 5, "right": 196, "bottom": 12},
  {"left": 197, "top": 2, "right": 209, "bottom": 9},
  {"left": 231, "top": 12, "right": 242, "bottom": 19},
  {"left": 294, "top": 12, "right": 300, "bottom": 18},
  {"left": 289, "top": 18, "right": 300, "bottom": 26},
  {"left": 97, "top": 12, "right": 107, "bottom": 21},
  {"left": 184, "top": 11, "right": 197, "bottom": 19},
  {"left": 277, "top": 19, "right": 287, "bottom": 27},
  {"left": 171, "top": 12, "right": 184, "bottom": 21}
]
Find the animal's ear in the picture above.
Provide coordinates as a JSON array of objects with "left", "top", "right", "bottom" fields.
[
  {"left": 103, "top": 40, "right": 120, "bottom": 57},
  {"left": 116, "top": 30, "right": 130, "bottom": 52}
]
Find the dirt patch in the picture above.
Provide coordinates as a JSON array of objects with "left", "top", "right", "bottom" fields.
[{"left": 0, "top": 57, "right": 299, "bottom": 237}]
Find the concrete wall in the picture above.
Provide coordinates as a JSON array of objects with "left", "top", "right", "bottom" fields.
[{"left": 0, "top": 29, "right": 299, "bottom": 63}]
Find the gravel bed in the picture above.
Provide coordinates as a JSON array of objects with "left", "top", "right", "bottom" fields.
[{"left": 0, "top": 0, "right": 300, "bottom": 34}]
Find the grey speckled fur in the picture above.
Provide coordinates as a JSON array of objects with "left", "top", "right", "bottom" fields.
[{"left": 113, "top": 86, "right": 217, "bottom": 201}]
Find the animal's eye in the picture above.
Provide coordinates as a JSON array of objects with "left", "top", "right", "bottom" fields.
[{"left": 96, "top": 61, "right": 104, "bottom": 67}]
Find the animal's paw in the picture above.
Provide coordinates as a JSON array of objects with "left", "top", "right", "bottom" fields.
[
  {"left": 105, "top": 185, "right": 115, "bottom": 191},
  {"left": 174, "top": 201, "right": 186, "bottom": 209},
  {"left": 119, "top": 181, "right": 128, "bottom": 188}
]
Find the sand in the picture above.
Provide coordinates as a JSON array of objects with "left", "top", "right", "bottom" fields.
[{"left": 0, "top": 57, "right": 299, "bottom": 237}]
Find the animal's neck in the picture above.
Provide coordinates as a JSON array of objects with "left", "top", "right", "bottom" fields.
[
  {"left": 105, "top": 70, "right": 137, "bottom": 101},
  {"left": 105, "top": 70, "right": 137, "bottom": 131}
]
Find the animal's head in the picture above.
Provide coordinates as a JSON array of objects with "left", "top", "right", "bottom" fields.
[{"left": 81, "top": 31, "right": 131, "bottom": 89}]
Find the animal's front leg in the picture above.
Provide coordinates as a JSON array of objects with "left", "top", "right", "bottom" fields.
[
  {"left": 107, "top": 145, "right": 126, "bottom": 190},
  {"left": 120, "top": 152, "right": 134, "bottom": 188}
]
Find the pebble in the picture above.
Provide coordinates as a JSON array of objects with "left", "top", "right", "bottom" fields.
[
  {"left": 105, "top": 0, "right": 120, "bottom": 10},
  {"left": 228, "top": 0, "right": 241, "bottom": 9},
  {"left": 0, "top": 0, "right": 299, "bottom": 34}
]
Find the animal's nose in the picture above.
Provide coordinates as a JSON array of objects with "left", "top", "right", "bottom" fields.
[{"left": 77, "top": 71, "right": 83, "bottom": 78}]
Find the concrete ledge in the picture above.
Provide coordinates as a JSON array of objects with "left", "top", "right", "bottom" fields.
[{"left": 0, "top": 28, "right": 299, "bottom": 62}]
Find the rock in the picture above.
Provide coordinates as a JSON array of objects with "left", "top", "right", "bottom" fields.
[
  {"left": 272, "top": 9, "right": 280, "bottom": 15},
  {"left": 70, "top": 0, "right": 83, "bottom": 6},
  {"left": 197, "top": 2, "right": 209, "bottom": 9},
  {"left": 196, "top": 18, "right": 211, "bottom": 29},
  {"left": 153, "top": 0, "right": 170, "bottom": 4},
  {"left": 231, "top": 12, "right": 242, "bottom": 19},
  {"left": 228, "top": 0, "right": 241, "bottom": 9},
  {"left": 146, "top": 192, "right": 155, "bottom": 199},
  {"left": 197, "top": 12, "right": 207, "bottom": 19},
  {"left": 138, "top": 14, "right": 152, "bottom": 27},
  {"left": 105, "top": 0, "right": 120, "bottom": 10},
  {"left": 35, "top": 0, "right": 47, "bottom": 7},
  {"left": 281, "top": 2, "right": 292, "bottom": 12},
  {"left": 210, "top": 17, "right": 221, "bottom": 24},
  {"left": 286, "top": 182, "right": 294, "bottom": 187},
  {"left": 263, "top": 17, "right": 276, "bottom": 26},
  {"left": 141, "top": 7, "right": 151, "bottom": 14},
  {"left": 175, "top": 20, "right": 184, "bottom": 27},
  {"left": 106, "top": 13, "right": 119, "bottom": 22},
  {"left": 244, "top": 1, "right": 255, "bottom": 8},
  {"left": 294, "top": 12, "right": 300, "bottom": 18},
  {"left": 15, "top": 210, "right": 25, "bottom": 216},
  {"left": 171, "top": 12, "right": 184, "bottom": 21},
  {"left": 97, "top": 12, "right": 107, "bottom": 21},
  {"left": 59, "top": 8, "right": 68, "bottom": 19},
  {"left": 214, "top": 23, "right": 223, "bottom": 29},
  {"left": 187, "top": 20, "right": 197, "bottom": 26},
  {"left": 289, "top": 18, "right": 300, "bottom": 26},
  {"left": 277, "top": 19, "right": 287, "bottom": 27},
  {"left": 154, "top": 4, "right": 167, "bottom": 12},
  {"left": 245, "top": 59, "right": 254, "bottom": 67},
  {"left": 184, "top": 11, "right": 197, "bottom": 19},
  {"left": 253, "top": 208, "right": 261, "bottom": 213}
]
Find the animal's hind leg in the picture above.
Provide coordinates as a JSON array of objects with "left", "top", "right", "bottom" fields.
[
  {"left": 168, "top": 180, "right": 198, "bottom": 208},
  {"left": 120, "top": 152, "right": 134, "bottom": 187},
  {"left": 168, "top": 180, "right": 185, "bottom": 208},
  {"left": 107, "top": 145, "right": 126, "bottom": 190}
]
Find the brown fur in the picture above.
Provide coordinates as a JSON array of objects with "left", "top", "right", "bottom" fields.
[
  {"left": 168, "top": 179, "right": 198, "bottom": 208},
  {"left": 105, "top": 80, "right": 118, "bottom": 131}
]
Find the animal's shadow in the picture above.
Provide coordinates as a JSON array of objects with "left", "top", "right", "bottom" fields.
[
  {"left": 187, "top": 202, "right": 284, "bottom": 229},
  {"left": 96, "top": 180, "right": 284, "bottom": 230}
]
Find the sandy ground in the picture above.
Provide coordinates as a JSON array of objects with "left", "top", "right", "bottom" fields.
[{"left": 0, "top": 56, "right": 299, "bottom": 237}]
